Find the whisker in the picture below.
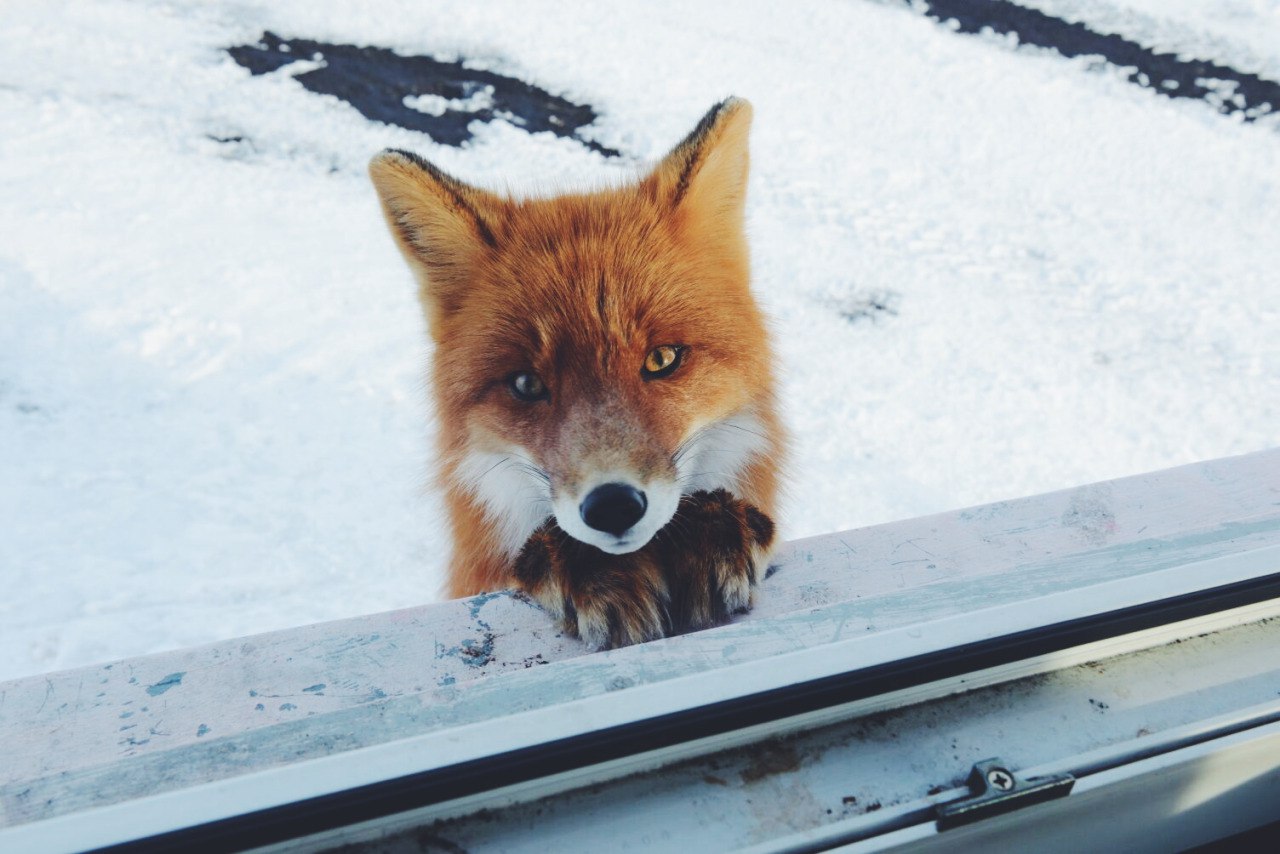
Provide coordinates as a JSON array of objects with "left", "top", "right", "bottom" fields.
[
  {"left": 504, "top": 452, "right": 552, "bottom": 482},
  {"left": 474, "top": 455, "right": 554, "bottom": 507},
  {"left": 706, "top": 420, "right": 769, "bottom": 441},
  {"left": 672, "top": 422, "right": 715, "bottom": 464},
  {"left": 512, "top": 464, "right": 551, "bottom": 485},
  {"left": 678, "top": 471, "right": 729, "bottom": 485},
  {"left": 476, "top": 457, "right": 513, "bottom": 481}
]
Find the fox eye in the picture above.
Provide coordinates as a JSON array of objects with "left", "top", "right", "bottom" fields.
[
  {"left": 508, "top": 371, "right": 548, "bottom": 402},
  {"left": 642, "top": 345, "right": 684, "bottom": 379}
]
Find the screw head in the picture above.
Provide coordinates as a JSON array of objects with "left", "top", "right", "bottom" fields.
[{"left": 986, "top": 768, "right": 1015, "bottom": 792}]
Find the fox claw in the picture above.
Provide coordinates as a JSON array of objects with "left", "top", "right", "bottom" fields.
[{"left": 514, "top": 489, "right": 775, "bottom": 649}]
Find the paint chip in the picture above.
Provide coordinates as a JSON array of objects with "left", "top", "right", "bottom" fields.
[{"left": 146, "top": 672, "right": 186, "bottom": 696}]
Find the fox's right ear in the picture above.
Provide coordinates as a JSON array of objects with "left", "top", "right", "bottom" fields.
[
  {"left": 642, "top": 97, "right": 753, "bottom": 234},
  {"left": 368, "top": 149, "right": 499, "bottom": 339}
]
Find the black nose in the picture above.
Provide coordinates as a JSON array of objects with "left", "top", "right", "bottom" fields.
[{"left": 580, "top": 483, "right": 648, "bottom": 536}]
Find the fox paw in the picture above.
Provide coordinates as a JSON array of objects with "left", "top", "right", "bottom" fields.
[
  {"left": 514, "top": 528, "right": 670, "bottom": 649},
  {"left": 513, "top": 489, "right": 775, "bottom": 649},
  {"left": 652, "top": 488, "right": 776, "bottom": 631}
]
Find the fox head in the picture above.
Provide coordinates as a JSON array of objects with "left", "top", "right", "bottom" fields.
[{"left": 370, "top": 98, "right": 780, "bottom": 564}]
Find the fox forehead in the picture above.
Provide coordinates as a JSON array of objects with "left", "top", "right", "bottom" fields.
[
  {"left": 462, "top": 194, "right": 728, "bottom": 317},
  {"left": 441, "top": 205, "right": 742, "bottom": 371}
]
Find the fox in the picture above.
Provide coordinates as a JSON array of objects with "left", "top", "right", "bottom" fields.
[{"left": 368, "top": 97, "right": 785, "bottom": 648}]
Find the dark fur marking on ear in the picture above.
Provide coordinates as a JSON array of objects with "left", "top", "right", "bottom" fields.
[
  {"left": 389, "top": 212, "right": 427, "bottom": 258},
  {"left": 385, "top": 148, "right": 498, "bottom": 249},
  {"left": 390, "top": 211, "right": 471, "bottom": 272},
  {"left": 670, "top": 100, "right": 729, "bottom": 209}
]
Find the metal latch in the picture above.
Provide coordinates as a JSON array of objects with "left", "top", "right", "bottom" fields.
[{"left": 935, "top": 757, "right": 1075, "bottom": 830}]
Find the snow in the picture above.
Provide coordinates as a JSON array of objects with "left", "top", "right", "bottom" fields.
[
  {"left": 405, "top": 86, "right": 498, "bottom": 118},
  {"left": 2, "top": 0, "right": 1278, "bottom": 682}
]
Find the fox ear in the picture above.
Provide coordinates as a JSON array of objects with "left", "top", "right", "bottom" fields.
[
  {"left": 368, "top": 149, "right": 499, "bottom": 339},
  {"left": 643, "top": 97, "right": 753, "bottom": 232}
]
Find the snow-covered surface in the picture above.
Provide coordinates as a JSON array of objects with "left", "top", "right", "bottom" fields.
[{"left": 1, "top": 0, "right": 1278, "bottom": 682}]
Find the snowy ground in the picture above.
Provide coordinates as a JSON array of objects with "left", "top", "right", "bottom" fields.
[{"left": 2, "top": 0, "right": 1278, "bottom": 682}]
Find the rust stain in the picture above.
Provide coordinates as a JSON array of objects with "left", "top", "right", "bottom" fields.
[{"left": 740, "top": 742, "right": 801, "bottom": 783}]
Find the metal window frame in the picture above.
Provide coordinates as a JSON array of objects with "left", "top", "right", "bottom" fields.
[
  {"left": 829, "top": 713, "right": 1280, "bottom": 853},
  {"left": 5, "top": 545, "right": 1279, "bottom": 854}
]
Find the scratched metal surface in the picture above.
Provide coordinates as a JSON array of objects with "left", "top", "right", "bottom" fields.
[
  {"left": 317, "top": 618, "right": 1280, "bottom": 852},
  {"left": 1, "top": 449, "right": 1278, "bottom": 827}
]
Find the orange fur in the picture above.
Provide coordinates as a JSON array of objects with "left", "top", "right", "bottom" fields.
[{"left": 369, "top": 98, "right": 786, "bottom": 607}]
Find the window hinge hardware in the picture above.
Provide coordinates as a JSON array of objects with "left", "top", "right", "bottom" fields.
[{"left": 935, "top": 757, "right": 1075, "bottom": 831}]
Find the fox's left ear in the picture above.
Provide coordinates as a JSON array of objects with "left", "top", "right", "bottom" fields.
[
  {"left": 368, "top": 149, "right": 501, "bottom": 341},
  {"left": 642, "top": 97, "right": 753, "bottom": 232}
]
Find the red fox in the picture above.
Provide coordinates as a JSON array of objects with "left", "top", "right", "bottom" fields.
[{"left": 369, "top": 98, "right": 785, "bottom": 647}]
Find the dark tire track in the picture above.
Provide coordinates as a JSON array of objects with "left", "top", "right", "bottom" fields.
[
  {"left": 909, "top": 0, "right": 1279, "bottom": 122},
  {"left": 228, "top": 32, "right": 619, "bottom": 156}
]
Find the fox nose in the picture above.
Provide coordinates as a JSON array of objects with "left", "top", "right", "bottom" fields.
[{"left": 580, "top": 483, "right": 648, "bottom": 537}]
